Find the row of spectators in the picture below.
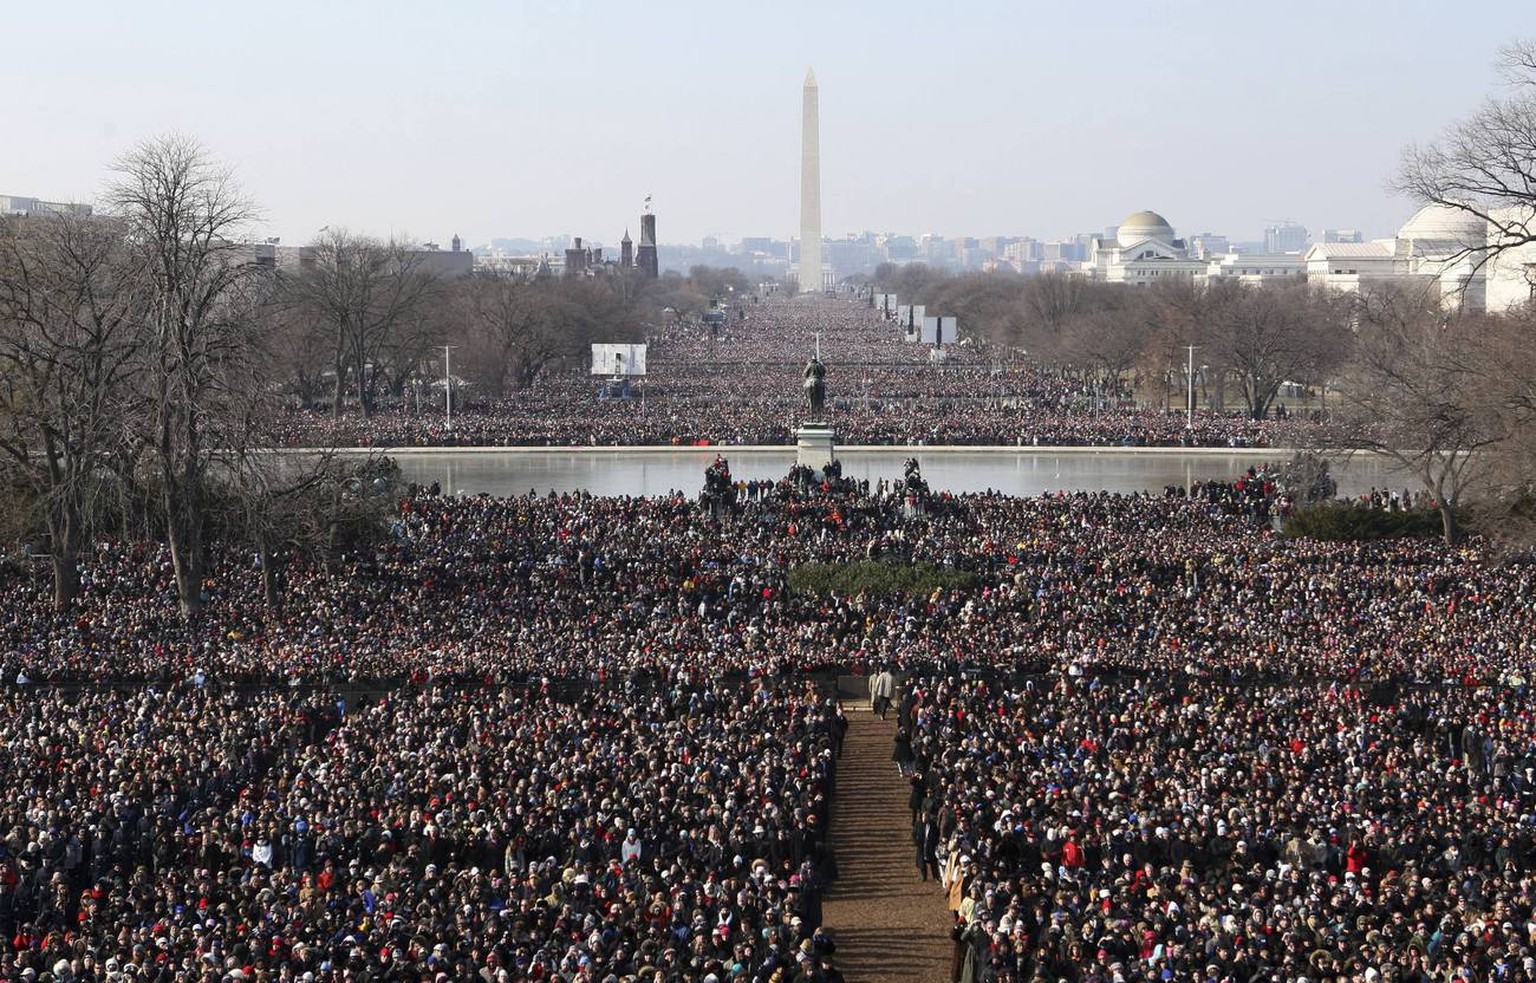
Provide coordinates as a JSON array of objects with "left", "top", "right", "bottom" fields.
[{"left": 3, "top": 469, "right": 1529, "bottom": 689}]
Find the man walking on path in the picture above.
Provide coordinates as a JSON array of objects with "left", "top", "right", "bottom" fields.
[
  {"left": 914, "top": 811, "right": 942, "bottom": 881},
  {"left": 832, "top": 700, "right": 848, "bottom": 757},
  {"left": 869, "top": 667, "right": 895, "bottom": 719}
]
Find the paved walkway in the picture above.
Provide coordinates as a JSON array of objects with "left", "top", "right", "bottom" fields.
[{"left": 822, "top": 710, "right": 953, "bottom": 981}]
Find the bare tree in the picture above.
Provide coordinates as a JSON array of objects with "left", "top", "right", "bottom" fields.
[
  {"left": 1134, "top": 279, "right": 1213, "bottom": 413},
  {"left": 1395, "top": 40, "right": 1536, "bottom": 271},
  {"left": 1458, "top": 305, "right": 1536, "bottom": 548},
  {"left": 454, "top": 273, "right": 565, "bottom": 394},
  {"left": 1204, "top": 281, "right": 1350, "bottom": 421},
  {"left": 558, "top": 276, "right": 636, "bottom": 351},
  {"left": 209, "top": 282, "right": 397, "bottom": 608},
  {"left": 285, "top": 230, "right": 440, "bottom": 417},
  {"left": 683, "top": 265, "right": 751, "bottom": 303},
  {"left": 1016, "top": 271, "right": 1090, "bottom": 358},
  {"left": 926, "top": 272, "right": 1031, "bottom": 349},
  {"left": 1488, "top": 304, "right": 1536, "bottom": 432},
  {"left": 872, "top": 262, "right": 950, "bottom": 307},
  {"left": 647, "top": 270, "right": 711, "bottom": 326},
  {"left": 264, "top": 299, "right": 333, "bottom": 410},
  {"left": 1059, "top": 308, "right": 1146, "bottom": 389},
  {"left": 213, "top": 446, "right": 395, "bottom": 608},
  {"left": 112, "top": 134, "right": 265, "bottom": 617},
  {"left": 375, "top": 305, "right": 443, "bottom": 403},
  {"left": 1333, "top": 285, "right": 1507, "bottom": 543},
  {"left": 0, "top": 211, "right": 141, "bottom": 607}
]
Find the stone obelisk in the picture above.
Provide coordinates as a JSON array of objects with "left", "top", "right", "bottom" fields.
[
  {"left": 795, "top": 69, "right": 835, "bottom": 470},
  {"left": 799, "top": 67, "right": 822, "bottom": 294}
]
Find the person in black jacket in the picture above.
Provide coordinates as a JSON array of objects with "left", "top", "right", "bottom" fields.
[{"left": 915, "top": 811, "right": 943, "bottom": 881}]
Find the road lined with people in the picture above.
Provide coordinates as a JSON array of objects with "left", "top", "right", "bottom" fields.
[{"left": 271, "top": 298, "right": 1324, "bottom": 450}]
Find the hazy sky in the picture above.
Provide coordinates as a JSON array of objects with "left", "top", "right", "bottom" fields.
[{"left": 6, "top": 1, "right": 1533, "bottom": 248}]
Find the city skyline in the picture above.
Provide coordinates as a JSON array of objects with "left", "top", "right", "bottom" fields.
[{"left": 4, "top": 1, "right": 1531, "bottom": 248}]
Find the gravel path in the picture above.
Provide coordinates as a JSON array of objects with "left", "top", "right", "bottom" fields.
[{"left": 822, "top": 710, "right": 955, "bottom": 981}]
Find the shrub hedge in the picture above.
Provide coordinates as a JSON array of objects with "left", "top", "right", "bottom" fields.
[
  {"left": 1282, "top": 503, "right": 1446, "bottom": 541},
  {"left": 787, "top": 560, "right": 979, "bottom": 597}
]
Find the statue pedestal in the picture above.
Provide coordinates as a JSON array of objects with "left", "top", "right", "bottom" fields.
[{"left": 796, "top": 422, "right": 836, "bottom": 471}]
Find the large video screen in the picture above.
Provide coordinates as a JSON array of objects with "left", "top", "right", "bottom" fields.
[
  {"left": 590, "top": 343, "right": 648, "bottom": 376},
  {"left": 921, "top": 316, "right": 960, "bottom": 346}
]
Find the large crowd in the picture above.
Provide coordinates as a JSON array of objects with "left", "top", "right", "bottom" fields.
[
  {"left": 0, "top": 681, "right": 843, "bottom": 983},
  {"left": 7, "top": 470, "right": 1525, "bottom": 689},
  {"left": 269, "top": 298, "right": 1325, "bottom": 450},
  {"left": 4, "top": 460, "right": 1535, "bottom": 981},
  {"left": 906, "top": 675, "right": 1536, "bottom": 983}
]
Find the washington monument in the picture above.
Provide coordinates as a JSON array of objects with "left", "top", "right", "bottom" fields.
[{"left": 799, "top": 67, "right": 822, "bottom": 293}]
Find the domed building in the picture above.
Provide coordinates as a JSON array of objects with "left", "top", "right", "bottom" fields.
[
  {"left": 1396, "top": 203, "right": 1485, "bottom": 249},
  {"left": 1485, "top": 204, "right": 1536, "bottom": 311},
  {"left": 1086, "top": 209, "right": 1211, "bottom": 284},
  {"left": 1116, "top": 210, "right": 1177, "bottom": 248},
  {"left": 1304, "top": 204, "right": 1489, "bottom": 310}
]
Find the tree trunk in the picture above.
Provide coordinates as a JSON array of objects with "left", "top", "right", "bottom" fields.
[
  {"left": 355, "top": 349, "right": 372, "bottom": 419},
  {"left": 516, "top": 358, "right": 540, "bottom": 390},
  {"left": 258, "top": 538, "right": 282, "bottom": 609},
  {"left": 1440, "top": 502, "right": 1461, "bottom": 545},
  {"left": 332, "top": 367, "right": 347, "bottom": 419},
  {"left": 49, "top": 541, "right": 80, "bottom": 610},
  {"left": 165, "top": 483, "right": 205, "bottom": 617},
  {"left": 47, "top": 500, "right": 82, "bottom": 610},
  {"left": 51, "top": 553, "right": 80, "bottom": 610}
]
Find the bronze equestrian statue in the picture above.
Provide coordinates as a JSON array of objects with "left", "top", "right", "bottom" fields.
[{"left": 803, "top": 356, "right": 826, "bottom": 417}]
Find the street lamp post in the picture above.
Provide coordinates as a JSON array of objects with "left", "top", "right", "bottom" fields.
[
  {"left": 1186, "top": 345, "right": 1198, "bottom": 428},
  {"left": 443, "top": 345, "right": 457, "bottom": 433}
]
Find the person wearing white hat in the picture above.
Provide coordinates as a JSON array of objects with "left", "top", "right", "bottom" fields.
[{"left": 622, "top": 828, "right": 642, "bottom": 865}]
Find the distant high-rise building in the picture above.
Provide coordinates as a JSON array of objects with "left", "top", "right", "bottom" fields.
[
  {"left": 1188, "top": 233, "right": 1230, "bottom": 258},
  {"left": 1004, "top": 239, "right": 1040, "bottom": 264},
  {"left": 1042, "top": 239, "right": 1090, "bottom": 263},
  {"left": 1322, "top": 229, "right": 1363, "bottom": 243},
  {"left": 798, "top": 68, "right": 824, "bottom": 291},
  {"left": 825, "top": 237, "right": 878, "bottom": 274},
  {"left": 882, "top": 235, "right": 918, "bottom": 261},
  {"left": 1264, "top": 222, "right": 1310, "bottom": 254}
]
